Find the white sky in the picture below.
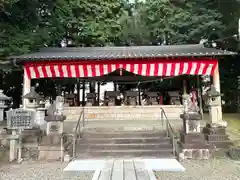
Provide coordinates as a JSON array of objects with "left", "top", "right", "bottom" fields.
[{"left": 129, "top": 0, "right": 145, "bottom": 3}]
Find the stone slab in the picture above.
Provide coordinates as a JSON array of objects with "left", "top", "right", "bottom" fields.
[
  {"left": 98, "top": 160, "right": 114, "bottom": 180},
  {"left": 124, "top": 160, "right": 137, "bottom": 180},
  {"left": 63, "top": 159, "right": 185, "bottom": 172},
  {"left": 111, "top": 160, "right": 124, "bottom": 180}
]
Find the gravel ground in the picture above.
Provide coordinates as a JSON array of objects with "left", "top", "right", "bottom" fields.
[
  {"left": 0, "top": 161, "right": 94, "bottom": 180},
  {"left": 0, "top": 158, "right": 240, "bottom": 180},
  {"left": 155, "top": 158, "right": 240, "bottom": 180}
]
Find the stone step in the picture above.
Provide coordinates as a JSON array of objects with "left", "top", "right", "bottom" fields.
[
  {"left": 82, "top": 131, "right": 166, "bottom": 138},
  {"left": 75, "top": 154, "right": 175, "bottom": 160},
  {"left": 82, "top": 126, "right": 165, "bottom": 131},
  {"left": 76, "top": 149, "right": 173, "bottom": 159},
  {"left": 82, "top": 120, "right": 166, "bottom": 131},
  {"left": 78, "top": 143, "right": 172, "bottom": 150},
  {"left": 78, "top": 137, "right": 171, "bottom": 144}
]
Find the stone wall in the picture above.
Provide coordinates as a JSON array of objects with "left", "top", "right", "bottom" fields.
[{"left": 63, "top": 105, "right": 184, "bottom": 121}]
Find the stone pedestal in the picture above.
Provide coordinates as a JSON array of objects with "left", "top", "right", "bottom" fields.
[
  {"left": 179, "top": 133, "right": 210, "bottom": 160},
  {"left": 45, "top": 115, "right": 66, "bottom": 136},
  {"left": 40, "top": 108, "right": 66, "bottom": 161},
  {"left": 38, "top": 134, "right": 63, "bottom": 160},
  {"left": 203, "top": 124, "right": 232, "bottom": 150}
]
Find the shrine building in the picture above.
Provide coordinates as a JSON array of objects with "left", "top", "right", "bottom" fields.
[{"left": 9, "top": 44, "right": 236, "bottom": 125}]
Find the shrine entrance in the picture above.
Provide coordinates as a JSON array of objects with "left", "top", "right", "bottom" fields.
[
  {"left": 10, "top": 44, "right": 235, "bottom": 125},
  {"left": 8, "top": 44, "right": 236, "bottom": 160}
]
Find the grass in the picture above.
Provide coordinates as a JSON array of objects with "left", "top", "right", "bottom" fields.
[{"left": 221, "top": 113, "right": 240, "bottom": 146}]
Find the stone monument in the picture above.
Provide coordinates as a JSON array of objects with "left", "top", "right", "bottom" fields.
[
  {"left": 125, "top": 91, "right": 138, "bottom": 106},
  {"left": 64, "top": 93, "right": 75, "bottom": 106},
  {"left": 179, "top": 94, "right": 209, "bottom": 160},
  {"left": 6, "top": 108, "right": 36, "bottom": 162},
  {"left": 104, "top": 91, "right": 118, "bottom": 106},
  {"left": 86, "top": 93, "right": 96, "bottom": 106},
  {"left": 168, "top": 91, "right": 181, "bottom": 105},
  {"left": 144, "top": 92, "right": 159, "bottom": 105},
  {"left": 0, "top": 90, "right": 10, "bottom": 122}
]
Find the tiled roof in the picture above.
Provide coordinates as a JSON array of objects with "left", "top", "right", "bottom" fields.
[{"left": 10, "top": 44, "right": 236, "bottom": 63}]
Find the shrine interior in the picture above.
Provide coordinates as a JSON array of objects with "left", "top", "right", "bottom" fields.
[{"left": 31, "top": 69, "right": 203, "bottom": 108}]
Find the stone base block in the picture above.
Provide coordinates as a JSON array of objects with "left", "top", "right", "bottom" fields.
[
  {"left": 207, "top": 134, "right": 229, "bottom": 141},
  {"left": 38, "top": 145, "right": 63, "bottom": 160},
  {"left": 180, "top": 133, "right": 205, "bottom": 144},
  {"left": 179, "top": 149, "right": 210, "bottom": 160},
  {"left": 179, "top": 141, "right": 209, "bottom": 149},
  {"left": 40, "top": 135, "right": 61, "bottom": 146},
  {"left": 209, "top": 141, "right": 233, "bottom": 149}
]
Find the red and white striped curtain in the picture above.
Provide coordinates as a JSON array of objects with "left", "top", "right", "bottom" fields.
[{"left": 24, "top": 58, "right": 218, "bottom": 79}]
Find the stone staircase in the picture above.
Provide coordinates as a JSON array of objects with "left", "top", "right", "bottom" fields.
[{"left": 75, "top": 127, "right": 174, "bottom": 159}]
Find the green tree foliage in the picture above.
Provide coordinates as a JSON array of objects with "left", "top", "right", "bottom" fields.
[
  {"left": 0, "top": 0, "right": 126, "bottom": 58},
  {"left": 131, "top": 0, "right": 225, "bottom": 45}
]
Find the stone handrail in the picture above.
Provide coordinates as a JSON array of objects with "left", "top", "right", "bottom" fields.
[
  {"left": 160, "top": 107, "right": 179, "bottom": 157},
  {"left": 60, "top": 108, "right": 84, "bottom": 162},
  {"left": 74, "top": 108, "right": 84, "bottom": 138}
]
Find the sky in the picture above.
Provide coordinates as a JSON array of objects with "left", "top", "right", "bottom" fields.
[{"left": 129, "top": 0, "right": 145, "bottom": 3}]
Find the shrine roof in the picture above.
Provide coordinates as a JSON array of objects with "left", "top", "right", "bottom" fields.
[{"left": 10, "top": 44, "right": 236, "bottom": 63}]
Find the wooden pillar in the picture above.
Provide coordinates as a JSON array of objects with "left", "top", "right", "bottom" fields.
[
  {"left": 82, "top": 81, "right": 85, "bottom": 106},
  {"left": 197, "top": 76, "right": 203, "bottom": 117},
  {"left": 183, "top": 79, "right": 187, "bottom": 95},
  {"left": 114, "top": 82, "right": 117, "bottom": 91},
  {"left": 76, "top": 79, "right": 80, "bottom": 106},
  {"left": 23, "top": 67, "right": 31, "bottom": 108},
  {"left": 97, "top": 82, "right": 100, "bottom": 106},
  {"left": 138, "top": 88, "right": 141, "bottom": 106}
]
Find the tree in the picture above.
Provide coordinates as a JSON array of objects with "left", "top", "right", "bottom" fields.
[{"left": 138, "top": 0, "right": 225, "bottom": 45}]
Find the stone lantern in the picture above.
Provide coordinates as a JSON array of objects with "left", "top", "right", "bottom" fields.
[
  {"left": 207, "top": 85, "right": 222, "bottom": 104},
  {"left": 23, "top": 87, "right": 47, "bottom": 127},
  {"left": 0, "top": 90, "right": 11, "bottom": 122},
  {"left": 207, "top": 84, "right": 226, "bottom": 126},
  {"left": 23, "top": 87, "right": 41, "bottom": 109}
]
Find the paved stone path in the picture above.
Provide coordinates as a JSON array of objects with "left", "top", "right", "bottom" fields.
[
  {"left": 90, "top": 160, "right": 154, "bottom": 180},
  {"left": 64, "top": 159, "right": 185, "bottom": 180}
]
